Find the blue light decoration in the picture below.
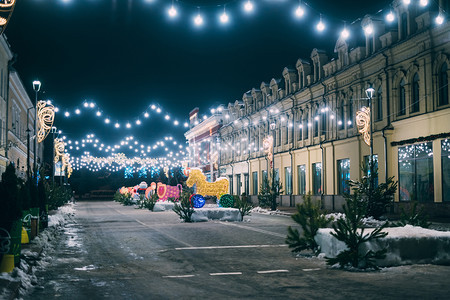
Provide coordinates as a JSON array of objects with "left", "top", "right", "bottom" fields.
[
  {"left": 190, "top": 194, "right": 206, "bottom": 208},
  {"left": 218, "top": 194, "right": 234, "bottom": 208},
  {"left": 139, "top": 167, "right": 147, "bottom": 178},
  {"left": 125, "top": 166, "right": 133, "bottom": 178}
]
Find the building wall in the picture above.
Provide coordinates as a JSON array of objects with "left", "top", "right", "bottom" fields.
[
  {"left": 0, "top": 35, "right": 13, "bottom": 177},
  {"left": 207, "top": 4, "right": 449, "bottom": 209}
]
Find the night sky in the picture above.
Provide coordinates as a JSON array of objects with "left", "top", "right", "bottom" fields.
[{"left": 5, "top": 0, "right": 392, "bottom": 158}]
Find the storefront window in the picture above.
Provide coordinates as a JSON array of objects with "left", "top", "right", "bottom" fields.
[
  {"left": 398, "top": 142, "right": 434, "bottom": 202},
  {"left": 312, "top": 163, "right": 322, "bottom": 195},
  {"left": 442, "top": 139, "right": 450, "bottom": 202},
  {"left": 285, "top": 167, "right": 292, "bottom": 195},
  {"left": 337, "top": 159, "right": 350, "bottom": 194},
  {"left": 364, "top": 154, "right": 378, "bottom": 187},
  {"left": 297, "top": 165, "right": 306, "bottom": 194},
  {"left": 252, "top": 171, "right": 258, "bottom": 195}
]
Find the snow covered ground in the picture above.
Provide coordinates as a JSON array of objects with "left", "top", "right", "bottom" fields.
[
  {"left": 0, "top": 202, "right": 76, "bottom": 299},
  {"left": 191, "top": 205, "right": 241, "bottom": 222},
  {"left": 316, "top": 225, "right": 450, "bottom": 267}
]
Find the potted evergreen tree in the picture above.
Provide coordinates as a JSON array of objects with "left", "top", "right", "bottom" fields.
[{"left": 0, "top": 163, "right": 23, "bottom": 269}]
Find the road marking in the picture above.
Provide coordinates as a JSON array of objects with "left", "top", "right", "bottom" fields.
[
  {"left": 175, "top": 244, "right": 288, "bottom": 251},
  {"left": 257, "top": 269, "right": 289, "bottom": 274},
  {"left": 210, "top": 272, "right": 242, "bottom": 276},
  {"left": 219, "top": 222, "right": 286, "bottom": 238},
  {"left": 302, "top": 268, "right": 321, "bottom": 272},
  {"left": 162, "top": 275, "right": 196, "bottom": 278}
]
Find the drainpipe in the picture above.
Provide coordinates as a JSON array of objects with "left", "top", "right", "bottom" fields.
[
  {"left": 320, "top": 142, "right": 325, "bottom": 208},
  {"left": 382, "top": 52, "right": 391, "bottom": 184},
  {"left": 331, "top": 140, "right": 336, "bottom": 211},
  {"left": 382, "top": 128, "right": 388, "bottom": 183},
  {"left": 289, "top": 96, "right": 295, "bottom": 207}
]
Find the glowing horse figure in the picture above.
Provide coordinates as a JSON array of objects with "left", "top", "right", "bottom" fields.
[{"left": 186, "top": 168, "right": 229, "bottom": 199}]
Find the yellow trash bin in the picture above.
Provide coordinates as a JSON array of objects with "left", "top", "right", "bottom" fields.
[{"left": 0, "top": 254, "right": 15, "bottom": 273}]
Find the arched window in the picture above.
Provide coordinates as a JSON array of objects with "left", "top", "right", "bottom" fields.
[
  {"left": 399, "top": 79, "right": 406, "bottom": 115},
  {"left": 321, "top": 112, "right": 326, "bottom": 135},
  {"left": 299, "top": 72, "right": 304, "bottom": 89},
  {"left": 401, "top": 12, "right": 408, "bottom": 39},
  {"left": 314, "top": 115, "right": 319, "bottom": 137},
  {"left": 339, "top": 105, "right": 345, "bottom": 130},
  {"left": 376, "top": 86, "right": 383, "bottom": 121},
  {"left": 411, "top": 73, "right": 420, "bottom": 113},
  {"left": 348, "top": 99, "right": 353, "bottom": 128},
  {"left": 304, "top": 114, "right": 309, "bottom": 139},
  {"left": 439, "top": 63, "right": 449, "bottom": 106}
]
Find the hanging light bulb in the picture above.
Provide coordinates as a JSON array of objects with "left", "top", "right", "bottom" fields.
[
  {"left": 340, "top": 27, "right": 350, "bottom": 39},
  {"left": 403, "top": 0, "right": 411, "bottom": 5},
  {"left": 75, "top": 108, "right": 81, "bottom": 114},
  {"left": 386, "top": 11, "right": 395, "bottom": 22},
  {"left": 220, "top": 8, "right": 229, "bottom": 24},
  {"left": 136, "top": 119, "right": 141, "bottom": 125},
  {"left": 295, "top": 2, "right": 304, "bottom": 18},
  {"left": 115, "top": 122, "right": 120, "bottom": 128},
  {"left": 144, "top": 112, "right": 149, "bottom": 118},
  {"left": 364, "top": 24, "right": 374, "bottom": 36},
  {"left": 419, "top": 0, "right": 428, "bottom": 7},
  {"left": 435, "top": 13, "right": 444, "bottom": 25},
  {"left": 64, "top": 111, "right": 70, "bottom": 117},
  {"left": 168, "top": 5, "right": 177, "bottom": 18},
  {"left": 96, "top": 111, "right": 101, "bottom": 117},
  {"left": 194, "top": 13, "right": 204, "bottom": 26},
  {"left": 126, "top": 123, "right": 131, "bottom": 128},
  {"left": 316, "top": 15, "right": 325, "bottom": 32},
  {"left": 244, "top": 0, "right": 253, "bottom": 13},
  {"left": 105, "top": 118, "right": 110, "bottom": 124}
]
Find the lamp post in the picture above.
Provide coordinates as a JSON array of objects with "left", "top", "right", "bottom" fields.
[
  {"left": 51, "top": 126, "right": 57, "bottom": 185},
  {"left": 32, "top": 80, "right": 41, "bottom": 178},
  {"left": 365, "top": 86, "right": 375, "bottom": 202},
  {"left": 269, "top": 121, "right": 276, "bottom": 183},
  {"left": 26, "top": 106, "right": 33, "bottom": 178}
]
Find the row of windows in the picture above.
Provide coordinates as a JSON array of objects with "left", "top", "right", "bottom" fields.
[{"left": 236, "top": 139, "right": 449, "bottom": 202}]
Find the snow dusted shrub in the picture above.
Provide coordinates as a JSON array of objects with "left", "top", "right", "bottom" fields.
[
  {"left": 258, "top": 169, "right": 283, "bottom": 211},
  {"left": 234, "top": 194, "right": 252, "bottom": 221},
  {"left": 348, "top": 164, "right": 397, "bottom": 220},
  {"left": 173, "top": 189, "right": 195, "bottom": 222},
  {"left": 326, "top": 192, "right": 388, "bottom": 270},
  {"left": 286, "top": 193, "right": 329, "bottom": 254},
  {"left": 394, "top": 201, "right": 431, "bottom": 228}
]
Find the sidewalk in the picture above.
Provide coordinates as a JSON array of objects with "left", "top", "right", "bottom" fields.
[{"left": 0, "top": 241, "right": 44, "bottom": 300}]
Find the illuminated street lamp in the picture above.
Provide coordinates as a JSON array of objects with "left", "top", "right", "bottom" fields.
[
  {"left": 26, "top": 106, "right": 33, "bottom": 178},
  {"left": 365, "top": 86, "right": 375, "bottom": 201},
  {"left": 32, "top": 80, "right": 41, "bottom": 177}
]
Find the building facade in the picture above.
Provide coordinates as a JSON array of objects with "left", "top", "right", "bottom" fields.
[
  {"left": 186, "top": 1, "right": 450, "bottom": 214},
  {"left": 0, "top": 34, "right": 41, "bottom": 179},
  {"left": 7, "top": 70, "right": 38, "bottom": 179}
]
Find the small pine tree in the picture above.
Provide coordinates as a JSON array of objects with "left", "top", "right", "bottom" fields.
[
  {"left": 173, "top": 189, "right": 195, "bottom": 222},
  {"left": 326, "top": 191, "right": 388, "bottom": 269},
  {"left": 234, "top": 194, "right": 252, "bottom": 221},
  {"left": 258, "top": 169, "right": 283, "bottom": 211},
  {"left": 394, "top": 201, "right": 431, "bottom": 228},
  {"left": 0, "top": 164, "right": 22, "bottom": 226},
  {"left": 286, "top": 193, "right": 329, "bottom": 254},
  {"left": 348, "top": 164, "right": 397, "bottom": 219}
]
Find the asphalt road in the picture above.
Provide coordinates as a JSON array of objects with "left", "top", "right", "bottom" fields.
[{"left": 25, "top": 201, "right": 450, "bottom": 299}]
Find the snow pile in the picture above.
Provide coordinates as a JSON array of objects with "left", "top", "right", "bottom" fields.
[
  {"left": 315, "top": 225, "right": 450, "bottom": 267},
  {"left": 0, "top": 202, "right": 76, "bottom": 298},
  {"left": 250, "top": 206, "right": 282, "bottom": 215},
  {"left": 191, "top": 207, "right": 241, "bottom": 222},
  {"left": 324, "top": 213, "right": 387, "bottom": 228},
  {"left": 153, "top": 201, "right": 175, "bottom": 212}
]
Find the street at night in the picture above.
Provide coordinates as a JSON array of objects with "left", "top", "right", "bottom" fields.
[{"left": 21, "top": 201, "right": 450, "bottom": 299}]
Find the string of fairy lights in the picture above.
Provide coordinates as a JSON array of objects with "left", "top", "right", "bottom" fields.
[
  {"left": 54, "top": 0, "right": 448, "bottom": 34},
  {"left": 46, "top": 0, "right": 447, "bottom": 174}
]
